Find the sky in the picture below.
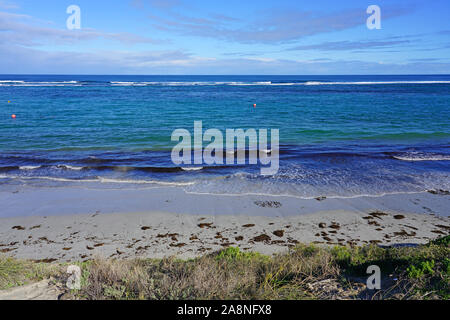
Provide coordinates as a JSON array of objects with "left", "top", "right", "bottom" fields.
[{"left": 0, "top": 0, "right": 449, "bottom": 74}]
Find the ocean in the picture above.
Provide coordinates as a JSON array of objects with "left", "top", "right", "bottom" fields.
[{"left": 0, "top": 74, "right": 449, "bottom": 199}]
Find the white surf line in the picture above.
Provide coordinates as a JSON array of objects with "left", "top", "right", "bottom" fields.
[
  {"left": 181, "top": 189, "right": 429, "bottom": 200},
  {"left": 5, "top": 175, "right": 196, "bottom": 186}
]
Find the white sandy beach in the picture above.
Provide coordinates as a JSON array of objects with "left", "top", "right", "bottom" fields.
[{"left": 0, "top": 186, "right": 448, "bottom": 262}]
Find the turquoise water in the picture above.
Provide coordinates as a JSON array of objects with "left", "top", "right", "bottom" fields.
[{"left": 0, "top": 75, "right": 449, "bottom": 198}]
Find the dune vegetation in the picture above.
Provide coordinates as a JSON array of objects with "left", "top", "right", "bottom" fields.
[{"left": 1, "top": 236, "right": 449, "bottom": 300}]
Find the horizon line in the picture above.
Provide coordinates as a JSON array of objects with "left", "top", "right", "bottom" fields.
[{"left": 1, "top": 74, "right": 450, "bottom": 76}]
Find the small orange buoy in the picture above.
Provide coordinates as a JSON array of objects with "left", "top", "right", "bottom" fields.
[
  {"left": 253, "top": 104, "right": 256, "bottom": 108},
  {"left": 11, "top": 114, "right": 16, "bottom": 119}
]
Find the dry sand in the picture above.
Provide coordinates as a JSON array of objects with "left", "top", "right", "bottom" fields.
[
  {"left": 0, "top": 189, "right": 448, "bottom": 262},
  {"left": 0, "top": 186, "right": 449, "bottom": 261}
]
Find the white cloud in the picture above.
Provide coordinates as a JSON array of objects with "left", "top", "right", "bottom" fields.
[
  {"left": 0, "top": 0, "right": 18, "bottom": 10},
  {"left": 144, "top": 5, "right": 413, "bottom": 44},
  {"left": 2, "top": 44, "right": 450, "bottom": 74},
  {"left": 0, "top": 11, "right": 163, "bottom": 46}
]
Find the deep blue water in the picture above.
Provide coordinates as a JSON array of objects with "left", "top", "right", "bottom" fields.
[{"left": 0, "top": 75, "right": 449, "bottom": 198}]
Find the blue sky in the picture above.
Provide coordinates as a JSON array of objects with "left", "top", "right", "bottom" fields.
[{"left": 0, "top": 0, "right": 449, "bottom": 74}]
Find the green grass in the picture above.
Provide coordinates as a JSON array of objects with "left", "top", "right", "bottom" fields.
[
  {"left": 1, "top": 235, "right": 449, "bottom": 300},
  {"left": 0, "top": 256, "right": 60, "bottom": 290},
  {"left": 215, "top": 246, "right": 269, "bottom": 262},
  {"left": 431, "top": 236, "right": 450, "bottom": 247}
]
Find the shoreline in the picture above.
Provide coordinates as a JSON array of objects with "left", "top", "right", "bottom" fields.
[{"left": 1, "top": 185, "right": 449, "bottom": 218}]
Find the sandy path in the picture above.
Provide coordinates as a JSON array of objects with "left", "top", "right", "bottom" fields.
[{"left": 0, "top": 280, "right": 63, "bottom": 300}]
